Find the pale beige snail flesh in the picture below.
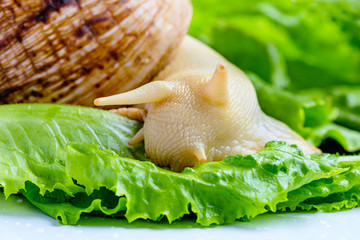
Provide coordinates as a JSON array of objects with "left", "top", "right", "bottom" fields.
[{"left": 95, "top": 36, "right": 321, "bottom": 172}]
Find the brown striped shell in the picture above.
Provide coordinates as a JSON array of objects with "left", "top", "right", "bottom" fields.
[{"left": 0, "top": 0, "right": 192, "bottom": 106}]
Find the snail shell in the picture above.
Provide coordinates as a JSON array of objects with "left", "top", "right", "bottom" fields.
[
  {"left": 0, "top": 0, "right": 191, "bottom": 106},
  {"left": 95, "top": 36, "right": 321, "bottom": 172}
]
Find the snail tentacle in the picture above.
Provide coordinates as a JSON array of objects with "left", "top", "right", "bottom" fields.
[
  {"left": 202, "top": 64, "right": 229, "bottom": 106},
  {"left": 193, "top": 148, "right": 207, "bottom": 163},
  {"left": 110, "top": 108, "right": 147, "bottom": 122},
  {"left": 128, "top": 128, "right": 145, "bottom": 146},
  {"left": 94, "top": 81, "right": 178, "bottom": 106}
]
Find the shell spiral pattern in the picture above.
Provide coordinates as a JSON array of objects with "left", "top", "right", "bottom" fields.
[{"left": 0, "top": 0, "right": 192, "bottom": 105}]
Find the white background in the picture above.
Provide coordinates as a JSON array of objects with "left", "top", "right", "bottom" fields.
[{"left": 0, "top": 193, "right": 359, "bottom": 240}]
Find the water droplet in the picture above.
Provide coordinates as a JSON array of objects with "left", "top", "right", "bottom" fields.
[
  {"left": 15, "top": 222, "right": 21, "bottom": 226},
  {"left": 36, "top": 227, "right": 45, "bottom": 233},
  {"left": 16, "top": 199, "right": 23, "bottom": 203},
  {"left": 25, "top": 223, "right": 31, "bottom": 227}
]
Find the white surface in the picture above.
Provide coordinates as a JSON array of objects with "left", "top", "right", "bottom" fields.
[{"left": 0, "top": 193, "right": 359, "bottom": 240}]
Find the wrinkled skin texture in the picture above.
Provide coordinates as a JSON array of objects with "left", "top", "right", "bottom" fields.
[{"left": 95, "top": 36, "right": 320, "bottom": 172}]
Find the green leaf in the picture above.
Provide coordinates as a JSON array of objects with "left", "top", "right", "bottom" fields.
[
  {"left": 190, "top": 0, "right": 360, "bottom": 88},
  {"left": 1, "top": 104, "right": 360, "bottom": 226},
  {"left": 19, "top": 141, "right": 349, "bottom": 226},
  {"left": 311, "top": 124, "right": 360, "bottom": 153},
  {"left": 0, "top": 104, "right": 144, "bottom": 197},
  {"left": 278, "top": 155, "right": 360, "bottom": 212}
]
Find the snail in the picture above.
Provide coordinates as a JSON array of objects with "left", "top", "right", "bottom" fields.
[
  {"left": 0, "top": 0, "right": 191, "bottom": 106},
  {"left": 1, "top": 0, "right": 320, "bottom": 172},
  {"left": 95, "top": 36, "right": 321, "bottom": 172}
]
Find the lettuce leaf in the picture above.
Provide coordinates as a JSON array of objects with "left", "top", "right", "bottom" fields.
[
  {"left": 7, "top": 141, "right": 351, "bottom": 226},
  {"left": 1, "top": 104, "right": 360, "bottom": 226},
  {"left": 248, "top": 74, "right": 360, "bottom": 152},
  {"left": 190, "top": 0, "right": 360, "bottom": 88},
  {"left": 189, "top": 0, "right": 360, "bottom": 152},
  {"left": 0, "top": 103, "right": 144, "bottom": 197},
  {"left": 277, "top": 155, "right": 360, "bottom": 211}
]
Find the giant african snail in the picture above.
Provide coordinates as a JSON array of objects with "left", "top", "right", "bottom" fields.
[
  {"left": 0, "top": 0, "right": 191, "bottom": 106},
  {"left": 95, "top": 36, "right": 321, "bottom": 172}
]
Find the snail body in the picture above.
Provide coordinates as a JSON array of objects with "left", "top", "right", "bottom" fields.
[
  {"left": 0, "top": 0, "right": 191, "bottom": 106},
  {"left": 95, "top": 36, "right": 320, "bottom": 172}
]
